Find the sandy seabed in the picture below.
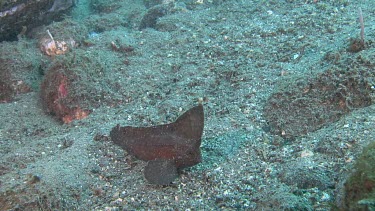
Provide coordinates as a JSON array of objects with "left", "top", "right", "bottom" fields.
[{"left": 1, "top": 0, "right": 375, "bottom": 210}]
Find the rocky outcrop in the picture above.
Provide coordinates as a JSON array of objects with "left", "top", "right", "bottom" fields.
[{"left": 0, "top": 0, "right": 74, "bottom": 41}]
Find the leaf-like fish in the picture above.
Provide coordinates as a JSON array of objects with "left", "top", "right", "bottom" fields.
[{"left": 110, "top": 104, "right": 204, "bottom": 184}]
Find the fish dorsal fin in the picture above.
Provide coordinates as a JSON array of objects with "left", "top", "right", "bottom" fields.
[{"left": 173, "top": 104, "right": 204, "bottom": 143}]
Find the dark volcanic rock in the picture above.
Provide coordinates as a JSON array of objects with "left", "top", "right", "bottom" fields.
[{"left": 0, "top": 0, "right": 74, "bottom": 41}]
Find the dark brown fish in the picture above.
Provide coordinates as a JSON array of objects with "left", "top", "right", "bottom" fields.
[{"left": 110, "top": 104, "right": 204, "bottom": 184}]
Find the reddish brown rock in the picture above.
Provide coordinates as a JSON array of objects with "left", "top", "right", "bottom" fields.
[{"left": 40, "top": 67, "right": 90, "bottom": 124}]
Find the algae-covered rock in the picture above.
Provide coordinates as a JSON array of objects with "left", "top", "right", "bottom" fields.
[
  {"left": 263, "top": 69, "right": 372, "bottom": 139},
  {"left": 342, "top": 141, "right": 375, "bottom": 210}
]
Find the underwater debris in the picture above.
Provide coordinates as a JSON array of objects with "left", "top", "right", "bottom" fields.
[
  {"left": 347, "top": 8, "right": 366, "bottom": 53},
  {"left": 110, "top": 104, "right": 204, "bottom": 185},
  {"left": 0, "top": 3, "right": 26, "bottom": 18},
  {"left": 39, "top": 30, "right": 75, "bottom": 56}
]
